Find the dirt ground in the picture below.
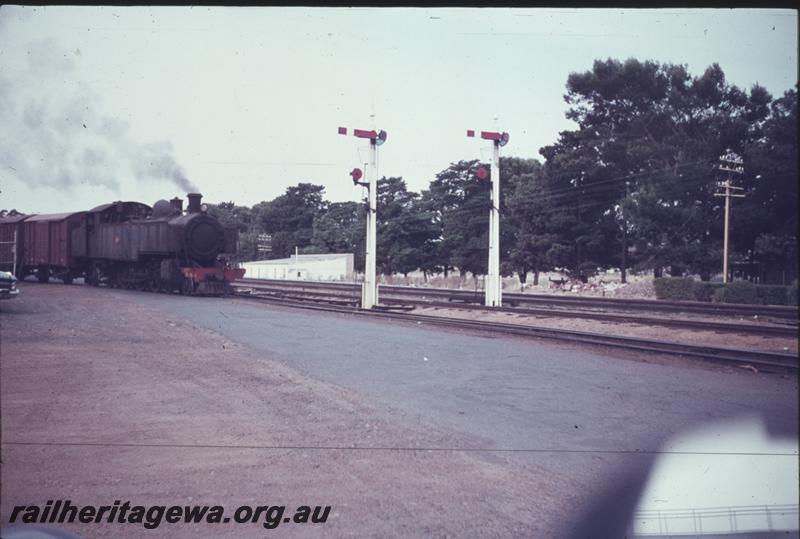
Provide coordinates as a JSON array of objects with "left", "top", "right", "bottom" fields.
[{"left": 1, "top": 284, "right": 586, "bottom": 538}]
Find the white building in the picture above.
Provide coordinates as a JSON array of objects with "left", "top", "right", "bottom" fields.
[{"left": 240, "top": 253, "right": 354, "bottom": 281}]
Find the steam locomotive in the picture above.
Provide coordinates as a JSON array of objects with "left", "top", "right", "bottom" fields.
[{"left": 0, "top": 193, "right": 245, "bottom": 295}]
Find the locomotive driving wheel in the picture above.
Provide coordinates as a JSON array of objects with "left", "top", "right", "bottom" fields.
[
  {"left": 181, "top": 278, "right": 195, "bottom": 296},
  {"left": 86, "top": 265, "right": 102, "bottom": 287}
]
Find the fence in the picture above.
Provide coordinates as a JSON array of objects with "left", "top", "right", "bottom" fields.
[{"left": 630, "top": 504, "right": 799, "bottom": 537}]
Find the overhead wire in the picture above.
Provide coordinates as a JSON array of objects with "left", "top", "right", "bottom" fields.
[{"left": 436, "top": 157, "right": 721, "bottom": 221}]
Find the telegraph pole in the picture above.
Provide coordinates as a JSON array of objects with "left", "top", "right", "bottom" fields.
[
  {"left": 467, "top": 129, "right": 509, "bottom": 307},
  {"left": 715, "top": 150, "right": 745, "bottom": 283},
  {"left": 338, "top": 126, "right": 387, "bottom": 309},
  {"left": 621, "top": 180, "right": 630, "bottom": 284},
  {"left": 12, "top": 228, "right": 17, "bottom": 277}
]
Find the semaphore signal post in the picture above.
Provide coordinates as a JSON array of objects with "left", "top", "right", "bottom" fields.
[
  {"left": 467, "top": 129, "right": 509, "bottom": 307},
  {"left": 338, "top": 126, "right": 387, "bottom": 309}
]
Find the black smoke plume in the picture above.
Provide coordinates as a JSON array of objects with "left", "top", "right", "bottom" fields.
[{"left": 0, "top": 37, "right": 198, "bottom": 194}]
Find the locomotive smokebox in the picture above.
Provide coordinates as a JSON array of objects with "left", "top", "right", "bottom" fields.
[
  {"left": 187, "top": 193, "right": 203, "bottom": 214},
  {"left": 170, "top": 197, "right": 183, "bottom": 214}
]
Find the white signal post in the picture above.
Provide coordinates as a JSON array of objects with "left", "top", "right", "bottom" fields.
[
  {"left": 338, "top": 126, "right": 387, "bottom": 309},
  {"left": 467, "top": 129, "right": 509, "bottom": 307}
]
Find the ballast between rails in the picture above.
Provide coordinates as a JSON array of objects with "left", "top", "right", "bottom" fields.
[
  {"left": 233, "top": 292, "right": 799, "bottom": 374},
  {"left": 235, "top": 278, "right": 798, "bottom": 320},
  {"left": 234, "top": 278, "right": 799, "bottom": 337}
]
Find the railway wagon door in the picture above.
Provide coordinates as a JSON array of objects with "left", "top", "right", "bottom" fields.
[
  {"left": 18, "top": 220, "right": 35, "bottom": 276},
  {"left": 0, "top": 229, "right": 12, "bottom": 273},
  {"left": 32, "top": 221, "right": 49, "bottom": 265},
  {"left": 20, "top": 218, "right": 51, "bottom": 281},
  {"left": 0, "top": 214, "right": 28, "bottom": 276},
  {"left": 50, "top": 220, "right": 67, "bottom": 267}
]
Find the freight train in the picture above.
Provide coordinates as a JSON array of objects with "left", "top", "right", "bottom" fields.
[{"left": 0, "top": 193, "right": 245, "bottom": 295}]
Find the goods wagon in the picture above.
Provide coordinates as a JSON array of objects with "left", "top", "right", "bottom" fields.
[
  {"left": 21, "top": 212, "right": 86, "bottom": 283},
  {"left": 0, "top": 213, "right": 29, "bottom": 275}
]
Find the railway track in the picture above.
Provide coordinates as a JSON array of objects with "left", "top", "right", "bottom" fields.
[
  {"left": 234, "top": 279, "right": 799, "bottom": 338},
  {"left": 236, "top": 278, "right": 799, "bottom": 319},
  {"left": 234, "top": 292, "right": 799, "bottom": 374}
]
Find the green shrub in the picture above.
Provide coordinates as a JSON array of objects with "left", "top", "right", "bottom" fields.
[
  {"left": 755, "top": 285, "right": 790, "bottom": 306},
  {"left": 694, "top": 282, "right": 724, "bottom": 302},
  {"left": 654, "top": 277, "right": 796, "bottom": 305},
  {"left": 653, "top": 277, "right": 696, "bottom": 301},
  {"left": 712, "top": 280, "right": 760, "bottom": 304}
]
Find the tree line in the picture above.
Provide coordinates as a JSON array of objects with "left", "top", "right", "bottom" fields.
[{"left": 208, "top": 58, "right": 798, "bottom": 285}]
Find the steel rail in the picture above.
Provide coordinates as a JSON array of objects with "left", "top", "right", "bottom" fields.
[
  {"left": 388, "top": 286, "right": 799, "bottom": 319},
  {"left": 234, "top": 282, "right": 798, "bottom": 337},
  {"left": 379, "top": 298, "right": 798, "bottom": 338},
  {"left": 236, "top": 278, "right": 798, "bottom": 319},
  {"left": 235, "top": 292, "right": 798, "bottom": 373}
]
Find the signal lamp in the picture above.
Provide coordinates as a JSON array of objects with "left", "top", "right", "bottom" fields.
[
  {"left": 375, "top": 130, "right": 387, "bottom": 146},
  {"left": 499, "top": 132, "right": 509, "bottom": 147},
  {"left": 476, "top": 167, "right": 488, "bottom": 181},
  {"left": 350, "top": 168, "right": 363, "bottom": 184}
]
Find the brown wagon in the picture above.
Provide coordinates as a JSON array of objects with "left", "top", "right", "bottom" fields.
[
  {"left": 0, "top": 213, "right": 30, "bottom": 277},
  {"left": 21, "top": 211, "right": 86, "bottom": 283}
]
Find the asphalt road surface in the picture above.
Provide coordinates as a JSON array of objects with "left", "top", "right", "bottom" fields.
[
  {"left": 1, "top": 284, "right": 797, "bottom": 538},
  {"left": 127, "top": 291, "right": 797, "bottom": 453}
]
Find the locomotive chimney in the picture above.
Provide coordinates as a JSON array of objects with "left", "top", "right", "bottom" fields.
[
  {"left": 187, "top": 193, "right": 202, "bottom": 214},
  {"left": 169, "top": 197, "right": 183, "bottom": 214}
]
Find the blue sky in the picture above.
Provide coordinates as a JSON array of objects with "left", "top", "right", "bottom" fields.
[{"left": 0, "top": 6, "right": 797, "bottom": 213}]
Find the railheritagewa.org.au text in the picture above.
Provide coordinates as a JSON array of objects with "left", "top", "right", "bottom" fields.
[{"left": 9, "top": 500, "right": 331, "bottom": 530}]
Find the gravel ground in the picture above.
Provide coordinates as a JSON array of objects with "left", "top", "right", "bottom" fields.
[
  {"left": 412, "top": 306, "right": 799, "bottom": 354},
  {"left": 2, "top": 283, "right": 796, "bottom": 538},
  {"left": 1, "top": 284, "right": 582, "bottom": 538}
]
